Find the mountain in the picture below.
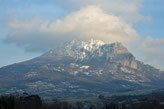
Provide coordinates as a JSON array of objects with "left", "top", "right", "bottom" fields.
[{"left": 0, "top": 39, "right": 164, "bottom": 99}]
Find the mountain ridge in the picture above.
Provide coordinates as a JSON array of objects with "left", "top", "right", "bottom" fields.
[{"left": 0, "top": 39, "right": 163, "bottom": 99}]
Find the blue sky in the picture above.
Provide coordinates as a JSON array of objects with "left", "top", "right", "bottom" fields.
[
  {"left": 0, "top": 0, "right": 164, "bottom": 69},
  {"left": 134, "top": 0, "right": 164, "bottom": 38}
]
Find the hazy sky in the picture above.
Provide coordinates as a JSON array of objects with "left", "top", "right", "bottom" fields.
[{"left": 0, "top": 0, "right": 164, "bottom": 69}]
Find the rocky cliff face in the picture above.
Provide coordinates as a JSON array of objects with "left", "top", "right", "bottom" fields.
[
  {"left": 42, "top": 40, "right": 137, "bottom": 69},
  {"left": 0, "top": 39, "right": 163, "bottom": 99}
]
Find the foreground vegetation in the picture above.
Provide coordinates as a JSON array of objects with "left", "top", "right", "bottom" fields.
[{"left": 1, "top": 91, "right": 164, "bottom": 109}]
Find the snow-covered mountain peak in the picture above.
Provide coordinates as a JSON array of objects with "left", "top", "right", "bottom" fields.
[
  {"left": 42, "top": 39, "right": 131, "bottom": 63},
  {"left": 82, "top": 39, "right": 105, "bottom": 50},
  {"left": 65, "top": 39, "right": 105, "bottom": 52}
]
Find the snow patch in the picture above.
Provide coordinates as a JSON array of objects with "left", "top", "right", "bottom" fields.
[
  {"left": 80, "top": 66, "right": 90, "bottom": 69},
  {"left": 25, "top": 72, "right": 39, "bottom": 78},
  {"left": 73, "top": 71, "right": 79, "bottom": 75}
]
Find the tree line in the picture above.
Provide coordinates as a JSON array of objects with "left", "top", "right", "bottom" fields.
[{"left": 1, "top": 94, "right": 164, "bottom": 109}]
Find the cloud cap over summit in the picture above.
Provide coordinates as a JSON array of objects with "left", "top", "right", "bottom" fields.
[{"left": 5, "top": 6, "right": 139, "bottom": 52}]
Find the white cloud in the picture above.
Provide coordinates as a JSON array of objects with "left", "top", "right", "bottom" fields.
[
  {"left": 133, "top": 36, "right": 164, "bottom": 70},
  {"left": 54, "top": 0, "right": 150, "bottom": 23},
  {"left": 5, "top": 6, "right": 139, "bottom": 52}
]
